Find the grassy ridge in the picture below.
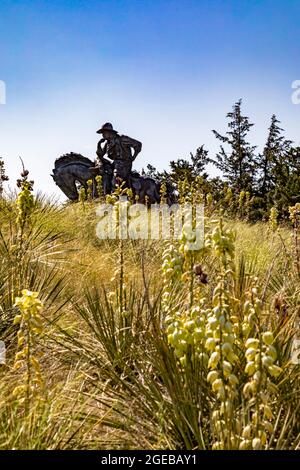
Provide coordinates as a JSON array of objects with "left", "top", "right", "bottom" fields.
[{"left": 0, "top": 193, "right": 299, "bottom": 450}]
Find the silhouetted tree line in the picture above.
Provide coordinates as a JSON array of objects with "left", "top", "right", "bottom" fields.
[{"left": 143, "top": 99, "right": 300, "bottom": 221}]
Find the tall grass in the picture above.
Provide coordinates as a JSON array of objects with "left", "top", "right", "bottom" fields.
[{"left": 0, "top": 186, "right": 299, "bottom": 449}]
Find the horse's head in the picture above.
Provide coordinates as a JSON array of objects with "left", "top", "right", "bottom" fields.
[
  {"left": 52, "top": 152, "right": 97, "bottom": 201},
  {"left": 52, "top": 169, "right": 79, "bottom": 201}
]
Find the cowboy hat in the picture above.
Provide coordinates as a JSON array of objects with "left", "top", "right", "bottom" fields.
[{"left": 96, "top": 122, "right": 118, "bottom": 134}]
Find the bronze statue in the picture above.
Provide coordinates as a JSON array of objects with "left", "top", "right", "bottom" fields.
[
  {"left": 52, "top": 122, "right": 176, "bottom": 204},
  {"left": 96, "top": 122, "right": 142, "bottom": 189},
  {"left": 52, "top": 152, "right": 112, "bottom": 200}
]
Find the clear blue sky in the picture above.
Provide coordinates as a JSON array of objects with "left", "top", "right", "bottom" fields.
[{"left": 0, "top": 0, "right": 300, "bottom": 198}]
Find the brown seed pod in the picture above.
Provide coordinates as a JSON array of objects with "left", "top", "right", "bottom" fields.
[
  {"left": 194, "top": 264, "right": 203, "bottom": 276},
  {"left": 194, "top": 264, "right": 208, "bottom": 284}
]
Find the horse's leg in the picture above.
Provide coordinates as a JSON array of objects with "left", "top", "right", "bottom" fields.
[
  {"left": 145, "top": 182, "right": 160, "bottom": 204},
  {"left": 139, "top": 187, "right": 146, "bottom": 204},
  {"left": 69, "top": 178, "right": 79, "bottom": 200},
  {"left": 153, "top": 183, "right": 161, "bottom": 203},
  {"left": 92, "top": 178, "right": 98, "bottom": 198},
  {"left": 103, "top": 174, "right": 112, "bottom": 195}
]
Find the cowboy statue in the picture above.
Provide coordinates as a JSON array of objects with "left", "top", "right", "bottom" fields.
[
  {"left": 95, "top": 122, "right": 142, "bottom": 189},
  {"left": 52, "top": 122, "right": 176, "bottom": 204}
]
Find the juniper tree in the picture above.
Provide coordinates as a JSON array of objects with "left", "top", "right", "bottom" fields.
[
  {"left": 168, "top": 158, "right": 194, "bottom": 184},
  {"left": 190, "top": 145, "right": 209, "bottom": 178},
  {"left": 142, "top": 163, "right": 158, "bottom": 179},
  {"left": 257, "top": 114, "right": 292, "bottom": 198},
  {"left": 141, "top": 164, "right": 171, "bottom": 186},
  {"left": 142, "top": 146, "right": 210, "bottom": 187},
  {"left": 166, "top": 145, "right": 210, "bottom": 186},
  {"left": 211, "top": 99, "right": 256, "bottom": 193},
  {"left": 272, "top": 146, "right": 300, "bottom": 217}
]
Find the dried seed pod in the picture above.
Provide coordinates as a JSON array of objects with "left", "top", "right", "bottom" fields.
[{"left": 194, "top": 264, "right": 209, "bottom": 284}]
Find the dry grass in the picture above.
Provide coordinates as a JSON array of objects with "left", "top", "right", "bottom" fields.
[{"left": 0, "top": 195, "right": 299, "bottom": 449}]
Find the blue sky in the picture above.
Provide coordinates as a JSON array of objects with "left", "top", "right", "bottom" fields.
[{"left": 0, "top": 0, "right": 300, "bottom": 198}]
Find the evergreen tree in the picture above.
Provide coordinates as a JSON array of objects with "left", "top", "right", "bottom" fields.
[
  {"left": 142, "top": 163, "right": 158, "bottom": 179},
  {"left": 211, "top": 99, "right": 256, "bottom": 192},
  {"left": 168, "top": 158, "right": 194, "bottom": 184},
  {"left": 272, "top": 146, "right": 300, "bottom": 216},
  {"left": 257, "top": 114, "right": 292, "bottom": 197},
  {"left": 142, "top": 164, "right": 170, "bottom": 183},
  {"left": 168, "top": 145, "right": 209, "bottom": 185},
  {"left": 142, "top": 146, "right": 210, "bottom": 187},
  {"left": 190, "top": 145, "right": 209, "bottom": 177}
]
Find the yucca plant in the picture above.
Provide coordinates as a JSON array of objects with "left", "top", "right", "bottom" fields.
[{"left": 0, "top": 167, "right": 299, "bottom": 450}]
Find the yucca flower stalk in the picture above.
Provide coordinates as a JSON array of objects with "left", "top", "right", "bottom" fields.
[
  {"left": 161, "top": 243, "right": 183, "bottom": 318},
  {"left": 11, "top": 163, "right": 36, "bottom": 293},
  {"left": 223, "top": 187, "right": 234, "bottom": 215},
  {"left": 206, "top": 193, "right": 213, "bottom": 216},
  {"left": 177, "top": 180, "right": 184, "bottom": 204},
  {"left": 204, "top": 220, "right": 241, "bottom": 449},
  {"left": 16, "top": 161, "right": 34, "bottom": 240},
  {"left": 240, "top": 279, "right": 282, "bottom": 450},
  {"left": 13, "top": 290, "right": 45, "bottom": 413},
  {"left": 177, "top": 178, "right": 191, "bottom": 204},
  {"left": 109, "top": 189, "right": 131, "bottom": 319},
  {"left": 238, "top": 191, "right": 246, "bottom": 219},
  {"left": 269, "top": 206, "right": 279, "bottom": 233},
  {"left": 78, "top": 186, "right": 87, "bottom": 207},
  {"left": 193, "top": 176, "right": 205, "bottom": 204},
  {"left": 245, "top": 192, "right": 251, "bottom": 221},
  {"left": 86, "top": 179, "right": 93, "bottom": 202},
  {"left": 179, "top": 205, "right": 201, "bottom": 310},
  {"left": 0, "top": 156, "right": 9, "bottom": 198},
  {"left": 125, "top": 187, "right": 133, "bottom": 203},
  {"left": 289, "top": 203, "right": 300, "bottom": 277},
  {"left": 159, "top": 182, "right": 167, "bottom": 204},
  {"left": 95, "top": 174, "right": 103, "bottom": 200}
]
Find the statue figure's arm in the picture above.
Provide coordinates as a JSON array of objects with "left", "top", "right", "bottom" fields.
[
  {"left": 131, "top": 138, "right": 142, "bottom": 161},
  {"left": 96, "top": 139, "right": 108, "bottom": 163},
  {"left": 121, "top": 135, "right": 142, "bottom": 161}
]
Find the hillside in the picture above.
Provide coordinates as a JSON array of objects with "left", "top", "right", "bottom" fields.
[{"left": 0, "top": 189, "right": 299, "bottom": 450}]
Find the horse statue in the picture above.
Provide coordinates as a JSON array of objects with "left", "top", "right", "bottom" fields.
[
  {"left": 52, "top": 153, "right": 176, "bottom": 204},
  {"left": 52, "top": 153, "right": 111, "bottom": 201}
]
